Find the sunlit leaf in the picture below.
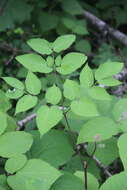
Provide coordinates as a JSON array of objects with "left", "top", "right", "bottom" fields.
[
  {"left": 27, "top": 38, "right": 52, "bottom": 55},
  {"left": 2, "top": 77, "right": 24, "bottom": 90},
  {"left": 16, "top": 54, "right": 52, "bottom": 73},
  {"left": 0, "top": 131, "right": 33, "bottom": 157},
  {"left": 53, "top": 34, "right": 76, "bottom": 53},
  {"left": 45, "top": 85, "right": 62, "bottom": 105},
  {"left": 71, "top": 97, "right": 99, "bottom": 117},
  {"left": 80, "top": 64, "right": 94, "bottom": 88},
  {"left": 15, "top": 95, "right": 38, "bottom": 114},
  {"left": 7, "top": 159, "right": 61, "bottom": 190},
  {"left": 25, "top": 71, "right": 41, "bottom": 95},
  {"left": 36, "top": 105, "right": 63, "bottom": 135},
  {"left": 77, "top": 117, "right": 118, "bottom": 143},
  {"left": 57, "top": 52, "right": 87, "bottom": 75},
  {"left": 5, "top": 154, "right": 27, "bottom": 174}
]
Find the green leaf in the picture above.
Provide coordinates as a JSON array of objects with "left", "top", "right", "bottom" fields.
[
  {"left": 16, "top": 53, "right": 52, "bottom": 73},
  {"left": 118, "top": 133, "right": 127, "bottom": 170},
  {"left": 25, "top": 72, "right": 41, "bottom": 95},
  {"left": 55, "top": 55, "right": 62, "bottom": 67},
  {"left": 53, "top": 34, "right": 76, "bottom": 53},
  {"left": 88, "top": 86, "right": 111, "bottom": 100},
  {"left": 63, "top": 155, "right": 83, "bottom": 173},
  {"left": 77, "top": 117, "right": 118, "bottom": 143},
  {"left": 75, "top": 39, "right": 91, "bottom": 54},
  {"left": 62, "top": 17, "right": 88, "bottom": 35},
  {"left": 100, "top": 172, "right": 127, "bottom": 190},
  {"left": 95, "top": 60, "right": 123, "bottom": 81},
  {"left": 39, "top": 12, "right": 59, "bottom": 32},
  {"left": 71, "top": 97, "right": 99, "bottom": 117},
  {"left": 0, "top": 175, "right": 7, "bottom": 189},
  {"left": 51, "top": 172, "right": 84, "bottom": 190},
  {"left": 0, "top": 131, "right": 33, "bottom": 157},
  {"left": 0, "top": 186, "right": 6, "bottom": 190},
  {"left": 45, "top": 85, "right": 62, "bottom": 105},
  {"left": 87, "top": 138, "right": 119, "bottom": 166},
  {"left": 0, "top": 0, "right": 32, "bottom": 32},
  {"left": 0, "top": 90, "right": 11, "bottom": 112},
  {"left": 0, "top": 112, "right": 7, "bottom": 135},
  {"left": 15, "top": 95, "right": 38, "bottom": 114},
  {"left": 7, "top": 159, "right": 61, "bottom": 190},
  {"left": 112, "top": 98, "right": 127, "bottom": 122},
  {"left": 62, "top": 0, "right": 83, "bottom": 15},
  {"left": 2, "top": 77, "right": 24, "bottom": 90},
  {"left": 6, "top": 115, "right": 18, "bottom": 132},
  {"left": 5, "top": 154, "right": 27, "bottom": 174},
  {"left": 63, "top": 79, "right": 80, "bottom": 100},
  {"left": 80, "top": 64, "right": 94, "bottom": 88},
  {"left": 98, "top": 77, "right": 121, "bottom": 86},
  {"left": 6, "top": 89, "right": 24, "bottom": 99},
  {"left": 36, "top": 105, "right": 63, "bottom": 135},
  {"left": 74, "top": 171, "right": 99, "bottom": 190},
  {"left": 27, "top": 38, "right": 52, "bottom": 55},
  {"left": 29, "top": 130, "right": 74, "bottom": 167},
  {"left": 56, "top": 52, "right": 87, "bottom": 75},
  {"left": 46, "top": 56, "right": 54, "bottom": 67}
]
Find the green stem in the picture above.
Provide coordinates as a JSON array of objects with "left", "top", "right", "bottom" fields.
[{"left": 84, "top": 161, "right": 88, "bottom": 190}]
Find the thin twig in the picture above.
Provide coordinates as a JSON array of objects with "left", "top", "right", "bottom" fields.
[
  {"left": 63, "top": 112, "right": 76, "bottom": 149},
  {"left": 87, "top": 142, "right": 97, "bottom": 166},
  {"left": 84, "top": 161, "right": 88, "bottom": 190},
  {"left": 17, "top": 113, "right": 36, "bottom": 130},
  {"left": 0, "top": 41, "right": 32, "bottom": 54},
  {"left": 63, "top": 111, "right": 88, "bottom": 190},
  {"left": 82, "top": 144, "right": 112, "bottom": 177}
]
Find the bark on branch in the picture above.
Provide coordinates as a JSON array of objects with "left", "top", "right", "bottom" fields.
[{"left": 83, "top": 10, "right": 127, "bottom": 46}]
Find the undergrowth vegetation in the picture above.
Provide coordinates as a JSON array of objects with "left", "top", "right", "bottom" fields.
[{"left": 1, "top": 0, "right": 127, "bottom": 190}]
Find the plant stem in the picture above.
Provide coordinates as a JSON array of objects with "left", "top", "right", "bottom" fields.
[
  {"left": 84, "top": 161, "right": 88, "bottom": 190},
  {"left": 63, "top": 112, "right": 75, "bottom": 149}
]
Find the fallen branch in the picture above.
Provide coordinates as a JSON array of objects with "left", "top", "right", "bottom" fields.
[{"left": 83, "top": 10, "right": 127, "bottom": 46}]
